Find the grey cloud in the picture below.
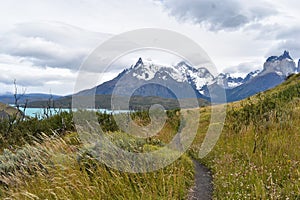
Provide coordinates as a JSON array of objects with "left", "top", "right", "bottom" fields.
[
  {"left": 161, "top": 0, "right": 277, "bottom": 31},
  {"left": 0, "top": 53, "right": 77, "bottom": 91},
  {"left": 244, "top": 23, "right": 281, "bottom": 40},
  {"left": 0, "top": 22, "right": 112, "bottom": 70},
  {"left": 276, "top": 26, "right": 300, "bottom": 41},
  {"left": 267, "top": 40, "right": 300, "bottom": 59},
  {"left": 266, "top": 26, "right": 300, "bottom": 58}
]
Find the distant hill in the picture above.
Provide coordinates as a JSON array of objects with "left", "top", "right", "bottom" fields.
[
  {"left": 27, "top": 50, "right": 300, "bottom": 109},
  {"left": 28, "top": 94, "right": 210, "bottom": 110},
  {"left": 0, "top": 93, "right": 62, "bottom": 105}
]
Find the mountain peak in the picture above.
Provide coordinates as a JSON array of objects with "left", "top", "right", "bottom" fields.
[
  {"left": 133, "top": 57, "right": 144, "bottom": 68},
  {"left": 266, "top": 50, "right": 293, "bottom": 62},
  {"left": 278, "top": 50, "right": 292, "bottom": 60},
  {"left": 177, "top": 61, "right": 189, "bottom": 67},
  {"left": 263, "top": 50, "right": 296, "bottom": 77},
  {"left": 137, "top": 57, "right": 143, "bottom": 63}
]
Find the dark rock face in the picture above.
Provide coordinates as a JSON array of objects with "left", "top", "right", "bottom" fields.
[
  {"left": 266, "top": 50, "right": 292, "bottom": 62},
  {"left": 262, "top": 51, "right": 296, "bottom": 77}
]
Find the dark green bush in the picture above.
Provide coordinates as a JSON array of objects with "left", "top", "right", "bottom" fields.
[{"left": 0, "top": 111, "right": 74, "bottom": 150}]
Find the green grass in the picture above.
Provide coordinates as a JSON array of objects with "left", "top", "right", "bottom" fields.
[
  {"left": 190, "top": 73, "right": 300, "bottom": 199},
  {"left": 1, "top": 74, "right": 300, "bottom": 199},
  {"left": 0, "top": 111, "right": 194, "bottom": 199}
]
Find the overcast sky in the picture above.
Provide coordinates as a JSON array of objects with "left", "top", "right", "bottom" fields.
[{"left": 0, "top": 0, "right": 300, "bottom": 95}]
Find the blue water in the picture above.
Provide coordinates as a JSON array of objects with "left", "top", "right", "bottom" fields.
[
  {"left": 23, "top": 108, "right": 71, "bottom": 118},
  {"left": 21, "top": 107, "right": 130, "bottom": 118}
]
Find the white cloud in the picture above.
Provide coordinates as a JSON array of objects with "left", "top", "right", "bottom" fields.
[
  {"left": 0, "top": 22, "right": 111, "bottom": 70},
  {"left": 223, "top": 61, "right": 264, "bottom": 76},
  {"left": 0, "top": 22, "right": 114, "bottom": 95},
  {"left": 0, "top": 53, "right": 77, "bottom": 94}
]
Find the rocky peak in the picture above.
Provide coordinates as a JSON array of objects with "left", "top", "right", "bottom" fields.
[
  {"left": 176, "top": 61, "right": 188, "bottom": 67},
  {"left": 262, "top": 51, "right": 296, "bottom": 77},
  {"left": 214, "top": 73, "right": 244, "bottom": 89},
  {"left": 133, "top": 57, "right": 144, "bottom": 68},
  {"left": 266, "top": 50, "right": 292, "bottom": 62},
  {"left": 243, "top": 70, "right": 260, "bottom": 83},
  {"left": 278, "top": 50, "right": 293, "bottom": 60}
]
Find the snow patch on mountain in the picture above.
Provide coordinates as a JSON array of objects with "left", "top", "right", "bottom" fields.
[
  {"left": 132, "top": 58, "right": 185, "bottom": 82},
  {"left": 227, "top": 80, "right": 243, "bottom": 88},
  {"left": 175, "top": 62, "right": 214, "bottom": 90},
  {"left": 243, "top": 70, "right": 261, "bottom": 83},
  {"left": 131, "top": 58, "right": 214, "bottom": 90}
]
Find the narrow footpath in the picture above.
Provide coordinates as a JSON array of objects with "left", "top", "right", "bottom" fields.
[{"left": 188, "top": 160, "right": 213, "bottom": 200}]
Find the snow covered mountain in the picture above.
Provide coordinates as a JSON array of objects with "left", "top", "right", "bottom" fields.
[
  {"left": 75, "top": 50, "right": 299, "bottom": 103},
  {"left": 77, "top": 58, "right": 211, "bottom": 100},
  {"left": 129, "top": 58, "right": 214, "bottom": 91},
  {"left": 243, "top": 70, "right": 261, "bottom": 83},
  {"left": 224, "top": 51, "right": 298, "bottom": 102},
  {"left": 213, "top": 73, "right": 244, "bottom": 89}
]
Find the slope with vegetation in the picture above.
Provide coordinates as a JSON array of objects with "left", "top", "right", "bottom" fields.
[
  {"left": 0, "top": 74, "right": 299, "bottom": 199},
  {"left": 190, "top": 73, "right": 300, "bottom": 199},
  {"left": 0, "top": 110, "right": 194, "bottom": 199}
]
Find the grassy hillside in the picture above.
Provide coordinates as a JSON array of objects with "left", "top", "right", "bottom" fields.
[
  {"left": 189, "top": 73, "right": 300, "bottom": 199},
  {"left": 0, "top": 110, "right": 195, "bottom": 199},
  {"left": 0, "top": 74, "right": 299, "bottom": 199}
]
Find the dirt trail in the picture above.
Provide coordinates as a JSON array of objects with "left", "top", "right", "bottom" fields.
[{"left": 188, "top": 159, "right": 213, "bottom": 200}]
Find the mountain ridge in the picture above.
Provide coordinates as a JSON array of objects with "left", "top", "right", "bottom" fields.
[
  {"left": 8, "top": 50, "right": 300, "bottom": 107},
  {"left": 80, "top": 50, "right": 298, "bottom": 103}
]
